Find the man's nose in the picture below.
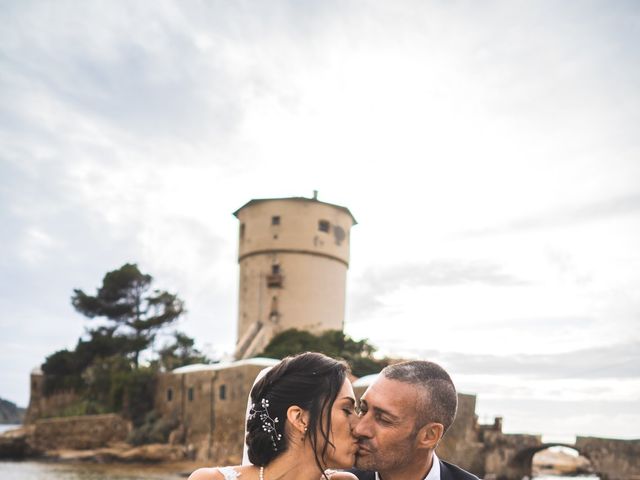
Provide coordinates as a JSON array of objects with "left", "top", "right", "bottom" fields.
[{"left": 352, "top": 413, "right": 372, "bottom": 438}]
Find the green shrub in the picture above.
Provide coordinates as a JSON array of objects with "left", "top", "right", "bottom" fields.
[
  {"left": 121, "top": 367, "right": 157, "bottom": 427},
  {"left": 259, "top": 329, "right": 390, "bottom": 377},
  {"left": 42, "top": 399, "right": 111, "bottom": 418},
  {"left": 127, "top": 410, "right": 179, "bottom": 445}
]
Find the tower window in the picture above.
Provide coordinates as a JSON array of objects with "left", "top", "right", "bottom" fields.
[
  {"left": 272, "top": 216, "right": 280, "bottom": 226},
  {"left": 167, "top": 388, "right": 173, "bottom": 402},
  {"left": 239, "top": 223, "right": 245, "bottom": 241},
  {"left": 271, "top": 264, "right": 280, "bottom": 275},
  {"left": 269, "top": 295, "right": 280, "bottom": 322},
  {"left": 318, "top": 220, "right": 330, "bottom": 233},
  {"left": 188, "top": 387, "right": 194, "bottom": 402},
  {"left": 267, "top": 271, "right": 283, "bottom": 288},
  {"left": 219, "top": 384, "right": 227, "bottom": 400}
]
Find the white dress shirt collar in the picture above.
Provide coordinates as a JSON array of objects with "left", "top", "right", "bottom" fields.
[
  {"left": 425, "top": 453, "right": 441, "bottom": 480},
  {"left": 375, "top": 452, "right": 440, "bottom": 480}
]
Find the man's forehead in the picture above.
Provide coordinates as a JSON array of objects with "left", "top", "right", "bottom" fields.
[{"left": 362, "top": 376, "right": 421, "bottom": 413}]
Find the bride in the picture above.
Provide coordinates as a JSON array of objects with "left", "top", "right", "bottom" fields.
[{"left": 189, "top": 352, "right": 359, "bottom": 480}]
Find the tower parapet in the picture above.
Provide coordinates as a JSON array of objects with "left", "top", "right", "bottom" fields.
[{"left": 233, "top": 196, "right": 356, "bottom": 359}]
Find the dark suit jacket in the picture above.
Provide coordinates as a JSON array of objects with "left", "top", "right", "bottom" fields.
[{"left": 348, "top": 459, "right": 479, "bottom": 480}]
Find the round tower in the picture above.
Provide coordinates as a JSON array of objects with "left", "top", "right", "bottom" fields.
[{"left": 233, "top": 195, "right": 356, "bottom": 359}]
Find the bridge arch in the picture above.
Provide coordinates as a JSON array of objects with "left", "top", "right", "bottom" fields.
[{"left": 509, "top": 443, "right": 596, "bottom": 479}]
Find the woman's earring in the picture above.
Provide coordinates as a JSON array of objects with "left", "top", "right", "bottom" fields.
[{"left": 302, "top": 426, "right": 308, "bottom": 441}]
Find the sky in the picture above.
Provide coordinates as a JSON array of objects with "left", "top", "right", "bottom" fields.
[{"left": 1, "top": 1, "right": 639, "bottom": 442}]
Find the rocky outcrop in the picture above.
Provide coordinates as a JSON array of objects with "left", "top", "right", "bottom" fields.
[
  {"left": 0, "top": 425, "right": 36, "bottom": 459},
  {"left": 41, "top": 443, "right": 188, "bottom": 463},
  {"left": 32, "top": 413, "right": 130, "bottom": 451},
  {"left": 0, "top": 422, "right": 188, "bottom": 463}
]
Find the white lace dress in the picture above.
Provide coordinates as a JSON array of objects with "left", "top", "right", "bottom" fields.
[{"left": 217, "top": 467, "right": 241, "bottom": 480}]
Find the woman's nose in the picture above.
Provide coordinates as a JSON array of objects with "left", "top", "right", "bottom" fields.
[{"left": 349, "top": 413, "right": 360, "bottom": 433}]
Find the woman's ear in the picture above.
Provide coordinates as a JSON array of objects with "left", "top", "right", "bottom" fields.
[{"left": 286, "top": 405, "right": 310, "bottom": 435}]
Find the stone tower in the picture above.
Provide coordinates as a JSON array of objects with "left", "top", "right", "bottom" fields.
[{"left": 233, "top": 194, "right": 356, "bottom": 359}]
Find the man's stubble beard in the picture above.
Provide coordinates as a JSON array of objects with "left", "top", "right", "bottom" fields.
[{"left": 354, "top": 435, "right": 415, "bottom": 472}]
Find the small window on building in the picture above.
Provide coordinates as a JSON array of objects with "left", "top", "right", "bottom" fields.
[
  {"left": 272, "top": 215, "right": 280, "bottom": 226},
  {"left": 239, "top": 223, "right": 245, "bottom": 241},
  {"left": 167, "top": 388, "right": 173, "bottom": 402},
  {"left": 318, "top": 220, "right": 330, "bottom": 233},
  {"left": 188, "top": 387, "right": 194, "bottom": 402},
  {"left": 219, "top": 384, "right": 227, "bottom": 400},
  {"left": 267, "top": 272, "right": 283, "bottom": 288},
  {"left": 270, "top": 296, "right": 279, "bottom": 317},
  {"left": 271, "top": 264, "right": 280, "bottom": 275}
]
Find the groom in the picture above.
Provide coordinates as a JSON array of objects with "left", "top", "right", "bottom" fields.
[{"left": 348, "top": 360, "right": 479, "bottom": 480}]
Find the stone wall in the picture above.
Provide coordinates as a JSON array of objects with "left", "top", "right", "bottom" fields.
[
  {"left": 437, "top": 393, "right": 486, "bottom": 474},
  {"left": 24, "top": 371, "right": 80, "bottom": 424},
  {"left": 32, "top": 414, "right": 130, "bottom": 450},
  {"left": 480, "top": 431, "right": 542, "bottom": 480},
  {"left": 576, "top": 436, "right": 640, "bottom": 480},
  {"left": 155, "top": 359, "right": 279, "bottom": 462}
]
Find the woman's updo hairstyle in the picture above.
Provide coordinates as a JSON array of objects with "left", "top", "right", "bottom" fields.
[{"left": 246, "top": 352, "right": 348, "bottom": 469}]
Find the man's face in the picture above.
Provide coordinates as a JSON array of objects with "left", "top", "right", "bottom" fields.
[{"left": 353, "top": 376, "right": 422, "bottom": 472}]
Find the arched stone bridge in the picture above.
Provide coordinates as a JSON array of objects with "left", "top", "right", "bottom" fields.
[
  {"left": 483, "top": 437, "right": 640, "bottom": 480},
  {"left": 434, "top": 395, "right": 640, "bottom": 480},
  {"left": 507, "top": 443, "right": 588, "bottom": 479}
]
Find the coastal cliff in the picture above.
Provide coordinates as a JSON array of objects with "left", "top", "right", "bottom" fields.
[{"left": 0, "top": 397, "right": 25, "bottom": 424}]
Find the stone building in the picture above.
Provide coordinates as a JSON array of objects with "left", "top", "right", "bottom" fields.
[
  {"left": 233, "top": 194, "right": 357, "bottom": 359},
  {"left": 154, "top": 358, "right": 279, "bottom": 462}
]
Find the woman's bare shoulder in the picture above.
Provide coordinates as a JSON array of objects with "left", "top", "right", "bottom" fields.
[
  {"left": 188, "top": 467, "right": 223, "bottom": 480},
  {"left": 188, "top": 465, "right": 255, "bottom": 480}
]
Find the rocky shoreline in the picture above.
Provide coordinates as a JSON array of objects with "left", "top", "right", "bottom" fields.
[{"left": 0, "top": 425, "right": 189, "bottom": 464}]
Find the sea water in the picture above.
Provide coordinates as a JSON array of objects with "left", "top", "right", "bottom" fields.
[
  {"left": 0, "top": 424, "right": 21, "bottom": 434},
  {"left": 0, "top": 461, "right": 188, "bottom": 479}
]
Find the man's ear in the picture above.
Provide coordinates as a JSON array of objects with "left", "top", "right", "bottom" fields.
[
  {"left": 286, "top": 405, "right": 310, "bottom": 435},
  {"left": 416, "top": 422, "right": 445, "bottom": 450}
]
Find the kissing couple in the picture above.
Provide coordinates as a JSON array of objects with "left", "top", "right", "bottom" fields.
[{"left": 190, "top": 352, "right": 478, "bottom": 480}]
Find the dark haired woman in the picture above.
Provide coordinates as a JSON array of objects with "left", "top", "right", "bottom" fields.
[{"left": 189, "top": 352, "right": 359, "bottom": 480}]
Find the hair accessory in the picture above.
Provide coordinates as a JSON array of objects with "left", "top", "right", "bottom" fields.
[{"left": 249, "top": 398, "right": 282, "bottom": 450}]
